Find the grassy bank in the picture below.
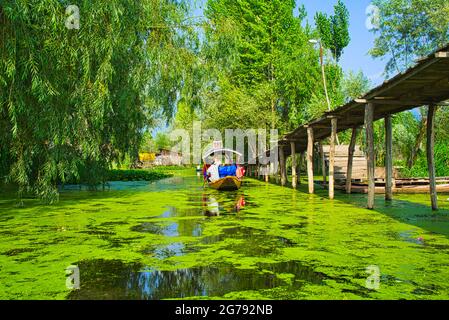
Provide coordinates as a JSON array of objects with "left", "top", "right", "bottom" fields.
[{"left": 107, "top": 169, "right": 172, "bottom": 182}]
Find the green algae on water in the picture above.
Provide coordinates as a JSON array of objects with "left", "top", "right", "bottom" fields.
[{"left": 1, "top": 169, "right": 449, "bottom": 300}]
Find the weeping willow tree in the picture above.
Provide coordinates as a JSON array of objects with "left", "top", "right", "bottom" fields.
[{"left": 0, "top": 0, "right": 197, "bottom": 202}]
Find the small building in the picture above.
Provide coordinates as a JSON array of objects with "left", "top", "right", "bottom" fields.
[
  {"left": 322, "top": 145, "right": 400, "bottom": 182},
  {"left": 322, "top": 145, "right": 367, "bottom": 182},
  {"left": 154, "top": 149, "right": 183, "bottom": 166}
]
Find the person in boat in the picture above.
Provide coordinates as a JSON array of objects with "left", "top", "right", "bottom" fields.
[
  {"left": 206, "top": 158, "right": 221, "bottom": 183},
  {"left": 218, "top": 162, "right": 237, "bottom": 178},
  {"left": 236, "top": 165, "right": 245, "bottom": 179}
]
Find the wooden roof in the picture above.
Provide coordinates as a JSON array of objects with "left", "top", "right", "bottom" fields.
[{"left": 279, "top": 44, "right": 449, "bottom": 156}]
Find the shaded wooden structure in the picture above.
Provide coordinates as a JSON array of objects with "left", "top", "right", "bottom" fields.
[
  {"left": 321, "top": 145, "right": 367, "bottom": 181},
  {"left": 272, "top": 44, "right": 449, "bottom": 211}
]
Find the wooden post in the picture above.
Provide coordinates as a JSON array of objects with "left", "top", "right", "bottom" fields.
[
  {"left": 265, "top": 164, "right": 269, "bottom": 182},
  {"left": 329, "top": 117, "right": 337, "bottom": 200},
  {"left": 346, "top": 127, "right": 358, "bottom": 194},
  {"left": 291, "top": 141, "right": 297, "bottom": 188},
  {"left": 280, "top": 146, "right": 287, "bottom": 186},
  {"left": 427, "top": 105, "right": 438, "bottom": 211},
  {"left": 307, "top": 126, "right": 314, "bottom": 194},
  {"left": 319, "top": 143, "right": 326, "bottom": 185},
  {"left": 365, "top": 103, "right": 375, "bottom": 209},
  {"left": 385, "top": 115, "right": 393, "bottom": 201}
]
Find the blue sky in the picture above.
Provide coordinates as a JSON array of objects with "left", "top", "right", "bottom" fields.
[
  {"left": 192, "top": 0, "right": 387, "bottom": 85},
  {"left": 299, "top": 0, "right": 385, "bottom": 85}
]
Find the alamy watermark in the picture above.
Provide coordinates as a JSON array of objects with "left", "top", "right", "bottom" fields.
[
  {"left": 366, "top": 265, "right": 380, "bottom": 290},
  {"left": 66, "top": 265, "right": 80, "bottom": 290},
  {"left": 366, "top": 4, "right": 380, "bottom": 30},
  {"left": 65, "top": 5, "right": 80, "bottom": 30},
  {"left": 168, "top": 122, "right": 279, "bottom": 171}
]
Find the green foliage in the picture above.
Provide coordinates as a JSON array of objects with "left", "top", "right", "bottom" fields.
[
  {"left": 368, "top": 1, "right": 449, "bottom": 171},
  {"left": 334, "top": 69, "right": 371, "bottom": 144},
  {"left": 305, "top": 63, "right": 345, "bottom": 120},
  {"left": 0, "top": 0, "right": 196, "bottom": 202},
  {"left": 140, "top": 132, "right": 156, "bottom": 154},
  {"left": 153, "top": 165, "right": 193, "bottom": 171},
  {"left": 435, "top": 108, "right": 449, "bottom": 142},
  {"left": 401, "top": 142, "right": 449, "bottom": 177},
  {"left": 342, "top": 70, "right": 371, "bottom": 102},
  {"left": 202, "top": 78, "right": 273, "bottom": 132},
  {"left": 107, "top": 169, "right": 171, "bottom": 182},
  {"left": 370, "top": 0, "right": 449, "bottom": 76},
  {"left": 314, "top": 0, "right": 350, "bottom": 61},
  {"left": 154, "top": 132, "right": 173, "bottom": 151},
  {"left": 202, "top": 0, "right": 324, "bottom": 132}
]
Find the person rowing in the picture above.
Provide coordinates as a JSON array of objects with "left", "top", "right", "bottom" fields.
[{"left": 206, "top": 158, "right": 221, "bottom": 183}]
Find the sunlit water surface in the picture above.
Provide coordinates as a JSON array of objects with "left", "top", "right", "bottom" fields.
[{"left": 1, "top": 172, "right": 449, "bottom": 299}]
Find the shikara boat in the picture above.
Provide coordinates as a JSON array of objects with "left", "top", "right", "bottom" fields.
[
  {"left": 203, "top": 147, "right": 244, "bottom": 191},
  {"left": 209, "top": 176, "right": 242, "bottom": 191}
]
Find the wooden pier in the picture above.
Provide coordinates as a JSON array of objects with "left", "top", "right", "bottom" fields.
[{"left": 254, "top": 44, "right": 449, "bottom": 211}]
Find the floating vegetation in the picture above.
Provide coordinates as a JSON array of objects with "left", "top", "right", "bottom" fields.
[{"left": 1, "top": 172, "right": 449, "bottom": 299}]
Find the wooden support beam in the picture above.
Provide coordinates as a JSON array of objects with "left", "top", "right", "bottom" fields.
[
  {"left": 279, "top": 146, "right": 287, "bottom": 186},
  {"left": 346, "top": 127, "right": 358, "bottom": 194},
  {"left": 291, "top": 142, "right": 297, "bottom": 188},
  {"left": 366, "top": 58, "right": 440, "bottom": 99},
  {"left": 307, "top": 127, "right": 314, "bottom": 194},
  {"left": 329, "top": 118, "right": 337, "bottom": 200},
  {"left": 427, "top": 105, "right": 438, "bottom": 211},
  {"left": 385, "top": 115, "right": 393, "bottom": 201},
  {"left": 435, "top": 51, "right": 449, "bottom": 58},
  {"left": 365, "top": 103, "right": 375, "bottom": 209},
  {"left": 319, "top": 143, "right": 326, "bottom": 186},
  {"left": 356, "top": 98, "right": 440, "bottom": 106}
]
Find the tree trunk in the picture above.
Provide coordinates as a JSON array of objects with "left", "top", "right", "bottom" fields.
[
  {"left": 427, "top": 105, "right": 438, "bottom": 211},
  {"left": 365, "top": 103, "right": 375, "bottom": 209},
  {"left": 307, "top": 127, "right": 314, "bottom": 194},
  {"left": 408, "top": 115, "right": 427, "bottom": 168},
  {"left": 385, "top": 115, "right": 393, "bottom": 201},
  {"left": 329, "top": 118, "right": 337, "bottom": 200},
  {"left": 346, "top": 127, "right": 358, "bottom": 194}
]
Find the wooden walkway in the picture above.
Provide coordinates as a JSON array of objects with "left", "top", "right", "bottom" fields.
[{"left": 254, "top": 44, "right": 449, "bottom": 211}]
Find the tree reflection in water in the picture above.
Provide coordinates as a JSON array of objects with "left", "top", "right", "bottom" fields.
[
  {"left": 68, "top": 259, "right": 326, "bottom": 300},
  {"left": 202, "top": 194, "right": 245, "bottom": 216}
]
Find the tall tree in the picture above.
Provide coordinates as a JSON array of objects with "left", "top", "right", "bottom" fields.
[
  {"left": 370, "top": 0, "right": 449, "bottom": 76},
  {"left": 203, "top": 0, "right": 323, "bottom": 133},
  {"left": 342, "top": 70, "right": 371, "bottom": 102},
  {"left": 369, "top": 0, "right": 449, "bottom": 170},
  {"left": 314, "top": 0, "right": 350, "bottom": 62}
]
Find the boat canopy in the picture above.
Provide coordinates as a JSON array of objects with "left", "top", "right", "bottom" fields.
[{"left": 202, "top": 148, "right": 243, "bottom": 164}]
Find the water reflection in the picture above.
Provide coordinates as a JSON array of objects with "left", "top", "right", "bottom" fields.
[
  {"left": 143, "top": 242, "right": 200, "bottom": 260},
  {"left": 131, "top": 220, "right": 203, "bottom": 237},
  {"left": 68, "top": 259, "right": 326, "bottom": 300},
  {"left": 202, "top": 195, "right": 246, "bottom": 216},
  {"left": 200, "top": 226, "right": 295, "bottom": 256}
]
